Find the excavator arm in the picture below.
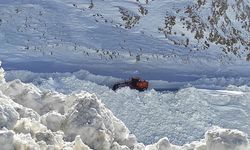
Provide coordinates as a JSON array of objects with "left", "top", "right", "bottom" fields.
[{"left": 112, "top": 77, "right": 149, "bottom": 91}]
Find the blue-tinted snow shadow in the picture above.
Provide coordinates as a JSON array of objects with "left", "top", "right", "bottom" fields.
[
  {"left": 2, "top": 60, "right": 81, "bottom": 73},
  {"left": 3, "top": 60, "right": 245, "bottom": 92}
]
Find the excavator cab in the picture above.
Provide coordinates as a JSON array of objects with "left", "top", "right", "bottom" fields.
[{"left": 112, "top": 77, "right": 149, "bottom": 91}]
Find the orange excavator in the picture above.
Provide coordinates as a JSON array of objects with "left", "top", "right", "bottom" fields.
[{"left": 112, "top": 77, "right": 149, "bottom": 91}]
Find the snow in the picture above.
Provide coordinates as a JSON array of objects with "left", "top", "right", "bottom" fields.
[
  {"left": 1, "top": 0, "right": 250, "bottom": 83},
  {"left": 0, "top": 64, "right": 148, "bottom": 150},
  {"left": 0, "top": 0, "right": 250, "bottom": 149},
  {"left": 0, "top": 62, "right": 5, "bottom": 83},
  {"left": 0, "top": 63, "right": 249, "bottom": 150},
  {"left": 4, "top": 69, "right": 250, "bottom": 145}
]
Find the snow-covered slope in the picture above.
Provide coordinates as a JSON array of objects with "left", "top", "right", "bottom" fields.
[
  {"left": 66, "top": 0, "right": 250, "bottom": 56},
  {"left": 153, "top": 0, "right": 250, "bottom": 55},
  {"left": 0, "top": 0, "right": 250, "bottom": 82},
  {"left": 0, "top": 63, "right": 249, "bottom": 150}
]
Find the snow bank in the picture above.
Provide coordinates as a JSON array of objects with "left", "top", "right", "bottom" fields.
[
  {"left": 205, "top": 127, "right": 249, "bottom": 150},
  {"left": 0, "top": 64, "right": 249, "bottom": 150},
  {"left": 146, "top": 127, "right": 250, "bottom": 150},
  {"left": 0, "top": 63, "right": 145, "bottom": 150},
  {"left": 5, "top": 69, "right": 250, "bottom": 145}
]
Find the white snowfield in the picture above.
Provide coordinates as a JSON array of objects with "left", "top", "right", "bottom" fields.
[{"left": 0, "top": 64, "right": 249, "bottom": 150}]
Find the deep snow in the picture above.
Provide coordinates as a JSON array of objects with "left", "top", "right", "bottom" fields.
[
  {"left": 1, "top": 0, "right": 250, "bottom": 149},
  {"left": 4, "top": 68, "right": 250, "bottom": 146},
  {"left": 0, "top": 63, "right": 249, "bottom": 150}
]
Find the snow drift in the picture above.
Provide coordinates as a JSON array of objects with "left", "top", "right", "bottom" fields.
[
  {"left": 0, "top": 63, "right": 249, "bottom": 150},
  {"left": 6, "top": 69, "right": 250, "bottom": 146},
  {"left": 0, "top": 63, "right": 145, "bottom": 150}
]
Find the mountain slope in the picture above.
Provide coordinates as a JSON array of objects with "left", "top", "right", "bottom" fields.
[
  {"left": 1, "top": 0, "right": 250, "bottom": 83},
  {"left": 157, "top": 0, "right": 250, "bottom": 57},
  {"left": 65, "top": 0, "right": 250, "bottom": 58},
  {"left": 1, "top": 0, "right": 249, "bottom": 61}
]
